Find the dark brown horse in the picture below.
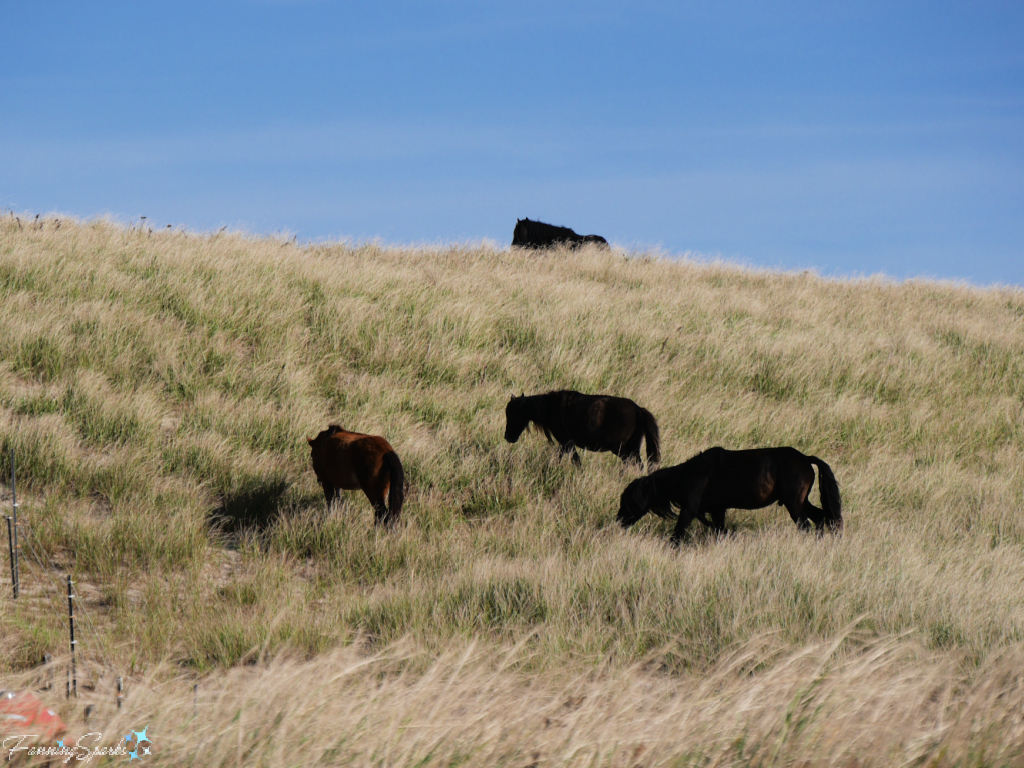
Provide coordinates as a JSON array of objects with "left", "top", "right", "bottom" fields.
[
  {"left": 307, "top": 425, "right": 404, "bottom": 526},
  {"left": 504, "top": 390, "right": 660, "bottom": 470},
  {"left": 617, "top": 446, "right": 841, "bottom": 543},
  {"left": 512, "top": 218, "right": 608, "bottom": 249}
]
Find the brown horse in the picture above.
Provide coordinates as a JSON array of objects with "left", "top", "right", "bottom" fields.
[
  {"left": 307, "top": 424, "right": 404, "bottom": 526},
  {"left": 617, "top": 446, "right": 842, "bottom": 543}
]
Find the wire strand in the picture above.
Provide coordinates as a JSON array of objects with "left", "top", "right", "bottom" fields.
[
  {"left": 16, "top": 528, "right": 71, "bottom": 636},
  {"left": 17, "top": 524, "right": 102, "bottom": 685},
  {"left": 18, "top": 518, "right": 118, "bottom": 675}
]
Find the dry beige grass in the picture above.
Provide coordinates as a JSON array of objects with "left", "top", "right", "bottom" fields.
[
  {"left": 8, "top": 632, "right": 1024, "bottom": 767},
  {"left": 2, "top": 214, "right": 1024, "bottom": 765}
]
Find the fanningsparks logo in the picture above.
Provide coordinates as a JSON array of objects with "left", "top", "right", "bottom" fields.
[
  {"left": 3, "top": 727, "right": 152, "bottom": 763},
  {"left": 123, "top": 727, "right": 151, "bottom": 760}
]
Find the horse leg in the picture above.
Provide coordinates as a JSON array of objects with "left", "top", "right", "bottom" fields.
[
  {"left": 618, "top": 433, "right": 644, "bottom": 468},
  {"left": 694, "top": 506, "right": 727, "bottom": 538},
  {"left": 359, "top": 467, "right": 393, "bottom": 526},
  {"left": 708, "top": 507, "right": 727, "bottom": 535},
  {"left": 670, "top": 476, "right": 711, "bottom": 546},
  {"left": 321, "top": 481, "right": 338, "bottom": 509},
  {"left": 618, "top": 449, "right": 642, "bottom": 468},
  {"left": 803, "top": 499, "right": 827, "bottom": 535},
  {"left": 670, "top": 508, "right": 695, "bottom": 546},
  {"left": 692, "top": 508, "right": 713, "bottom": 528},
  {"left": 781, "top": 492, "right": 811, "bottom": 532},
  {"left": 365, "top": 488, "right": 390, "bottom": 526},
  {"left": 558, "top": 442, "right": 582, "bottom": 468}
]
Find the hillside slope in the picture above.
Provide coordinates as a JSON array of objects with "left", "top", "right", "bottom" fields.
[{"left": 2, "top": 216, "right": 1024, "bottom": 765}]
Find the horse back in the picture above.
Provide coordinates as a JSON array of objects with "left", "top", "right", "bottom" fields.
[
  {"left": 312, "top": 430, "right": 395, "bottom": 491},
  {"left": 527, "top": 390, "right": 647, "bottom": 454},
  {"left": 699, "top": 447, "right": 815, "bottom": 510},
  {"left": 591, "top": 396, "right": 637, "bottom": 435},
  {"left": 512, "top": 218, "right": 581, "bottom": 248}
]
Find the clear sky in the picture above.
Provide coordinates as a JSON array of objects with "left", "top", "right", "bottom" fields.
[{"left": 3, "top": 2, "right": 1022, "bottom": 284}]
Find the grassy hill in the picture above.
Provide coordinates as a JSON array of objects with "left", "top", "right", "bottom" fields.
[{"left": 2, "top": 215, "right": 1024, "bottom": 765}]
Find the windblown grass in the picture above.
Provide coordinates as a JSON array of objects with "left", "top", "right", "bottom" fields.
[
  {"left": 2, "top": 214, "right": 1024, "bottom": 765},
  {"left": 7, "top": 632, "right": 1024, "bottom": 767}
]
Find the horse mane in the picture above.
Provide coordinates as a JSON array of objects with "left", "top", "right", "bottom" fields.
[
  {"left": 683, "top": 447, "right": 723, "bottom": 474},
  {"left": 533, "top": 390, "right": 581, "bottom": 443},
  {"left": 312, "top": 424, "right": 344, "bottom": 443},
  {"left": 530, "top": 421, "right": 556, "bottom": 443},
  {"left": 644, "top": 447, "right": 724, "bottom": 519},
  {"left": 643, "top": 475, "right": 675, "bottom": 520},
  {"left": 678, "top": 448, "right": 725, "bottom": 493}
]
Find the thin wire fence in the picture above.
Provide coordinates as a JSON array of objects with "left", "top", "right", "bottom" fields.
[
  {"left": 5, "top": 462, "right": 120, "bottom": 705},
  {"left": 17, "top": 515, "right": 118, "bottom": 675}
]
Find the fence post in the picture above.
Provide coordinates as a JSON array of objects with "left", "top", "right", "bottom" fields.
[
  {"left": 67, "top": 575, "right": 77, "bottom": 698},
  {"left": 6, "top": 516, "right": 14, "bottom": 599},
  {"left": 117, "top": 677, "right": 123, "bottom": 710},
  {"left": 9, "top": 450, "right": 18, "bottom": 599}
]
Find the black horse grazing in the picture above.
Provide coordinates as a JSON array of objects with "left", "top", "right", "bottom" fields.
[
  {"left": 617, "top": 447, "right": 842, "bottom": 543},
  {"left": 504, "top": 390, "right": 660, "bottom": 470},
  {"left": 512, "top": 218, "right": 608, "bottom": 249}
]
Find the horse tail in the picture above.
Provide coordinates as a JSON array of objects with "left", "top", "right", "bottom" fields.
[
  {"left": 809, "top": 456, "right": 842, "bottom": 531},
  {"left": 637, "top": 407, "right": 661, "bottom": 469},
  {"left": 384, "top": 450, "right": 404, "bottom": 524}
]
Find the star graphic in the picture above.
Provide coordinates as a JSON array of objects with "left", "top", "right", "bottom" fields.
[
  {"left": 128, "top": 750, "right": 139, "bottom": 760},
  {"left": 125, "top": 734, "right": 132, "bottom": 742},
  {"left": 133, "top": 728, "right": 149, "bottom": 742},
  {"left": 143, "top": 747, "right": 151, "bottom": 755},
  {"left": 56, "top": 740, "right": 64, "bottom": 748}
]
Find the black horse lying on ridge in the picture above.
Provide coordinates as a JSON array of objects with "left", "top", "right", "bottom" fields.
[
  {"left": 512, "top": 218, "right": 608, "bottom": 249},
  {"left": 617, "top": 446, "right": 842, "bottom": 543},
  {"left": 504, "top": 390, "right": 660, "bottom": 470}
]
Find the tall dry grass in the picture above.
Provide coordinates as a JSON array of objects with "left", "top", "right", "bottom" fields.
[
  {"left": 2, "top": 214, "right": 1024, "bottom": 764},
  {"left": 7, "top": 632, "right": 1024, "bottom": 767}
]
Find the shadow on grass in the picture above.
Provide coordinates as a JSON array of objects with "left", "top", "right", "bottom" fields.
[{"left": 210, "top": 479, "right": 291, "bottom": 534}]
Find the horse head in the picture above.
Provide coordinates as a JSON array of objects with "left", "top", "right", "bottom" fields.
[
  {"left": 504, "top": 393, "right": 529, "bottom": 443},
  {"left": 309, "top": 424, "right": 343, "bottom": 443},
  {"left": 617, "top": 477, "right": 652, "bottom": 527},
  {"left": 308, "top": 426, "right": 344, "bottom": 471},
  {"left": 512, "top": 219, "right": 527, "bottom": 246}
]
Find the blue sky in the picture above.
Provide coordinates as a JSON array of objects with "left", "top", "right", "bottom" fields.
[{"left": 2, "top": 2, "right": 1022, "bottom": 284}]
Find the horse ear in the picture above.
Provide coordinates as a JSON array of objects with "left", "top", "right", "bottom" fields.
[
  {"left": 520, "top": 392, "right": 525, "bottom": 398},
  {"left": 306, "top": 436, "right": 314, "bottom": 444}
]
